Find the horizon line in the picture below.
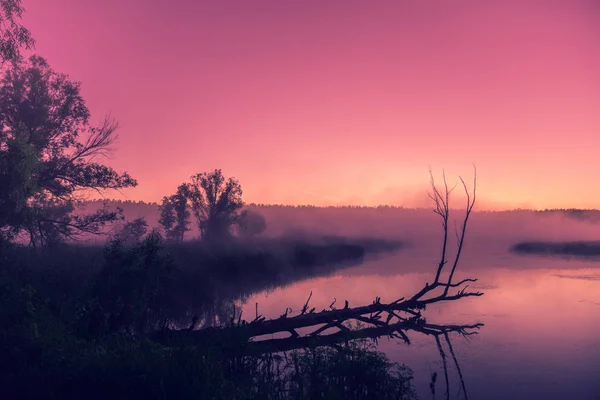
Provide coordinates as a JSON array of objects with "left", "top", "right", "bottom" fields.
[{"left": 82, "top": 199, "right": 600, "bottom": 213}]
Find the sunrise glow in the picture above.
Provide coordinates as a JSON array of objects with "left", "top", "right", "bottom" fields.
[{"left": 23, "top": 0, "right": 600, "bottom": 209}]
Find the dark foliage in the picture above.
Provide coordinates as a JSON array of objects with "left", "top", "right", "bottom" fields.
[
  {"left": 115, "top": 217, "right": 149, "bottom": 245},
  {"left": 0, "top": 56, "right": 136, "bottom": 247},
  {"left": 158, "top": 184, "right": 191, "bottom": 242},
  {"left": 79, "top": 230, "right": 177, "bottom": 336},
  {"left": 187, "top": 169, "right": 245, "bottom": 241},
  {"left": 0, "top": 235, "right": 414, "bottom": 400},
  {"left": 0, "top": 0, "right": 34, "bottom": 63}
]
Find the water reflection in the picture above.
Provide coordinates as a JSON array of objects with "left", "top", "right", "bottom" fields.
[
  {"left": 240, "top": 251, "right": 600, "bottom": 399},
  {"left": 164, "top": 246, "right": 368, "bottom": 329}
]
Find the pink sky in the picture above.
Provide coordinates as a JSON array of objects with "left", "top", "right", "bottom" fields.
[{"left": 22, "top": 0, "right": 600, "bottom": 209}]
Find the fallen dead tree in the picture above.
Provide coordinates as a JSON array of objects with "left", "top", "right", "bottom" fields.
[
  {"left": 151, "top": 293, "right": 483, "bottom": 353},
  {"left": 151, "top": 168, "right": 483, "bottom": 359},
  {"left": 154, "top": 313, "right": 482, "bottom": 357},
  {"left": 238, "top": 321, "right": 482, "bottom": 356}
]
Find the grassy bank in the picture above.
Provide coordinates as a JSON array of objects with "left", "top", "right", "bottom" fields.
[{"left": 0, "top": 234, "right": 413, "bottom": 399}]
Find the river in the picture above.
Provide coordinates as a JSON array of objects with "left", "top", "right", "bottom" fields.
[{"left": 240, "top": 241, "right": 600, "bottom": 399}]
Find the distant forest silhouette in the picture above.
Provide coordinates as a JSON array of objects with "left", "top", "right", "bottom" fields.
[{"left": 85, "top": 199, "right": 600, "bottom": 213}]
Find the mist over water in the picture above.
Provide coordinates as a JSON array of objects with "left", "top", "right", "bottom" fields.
[
  {"left": 74, "top": 202, "right": 600, "bottom": 397},
  {"left": 232, "top": 208, "right": 600, "bottom": 399},
  {"left": 87, "top": 201, "right": 600, "bottom": 242}
]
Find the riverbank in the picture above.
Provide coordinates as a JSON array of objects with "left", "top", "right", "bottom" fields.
[{"left": 0, "top": 234, "right": 412, "bottom": 399}]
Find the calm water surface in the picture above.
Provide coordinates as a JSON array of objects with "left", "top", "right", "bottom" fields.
[{"left": 241, "top": 246, "right": 600, "bottom": 399}]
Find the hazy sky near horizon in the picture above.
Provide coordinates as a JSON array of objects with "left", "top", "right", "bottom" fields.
[{"left": 22, "top": 0, "right": 600, "bottom": 209}]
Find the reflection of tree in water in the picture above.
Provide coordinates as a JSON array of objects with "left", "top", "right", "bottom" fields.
[
  {"left": 432, "top": 332, "right": 472, "bottom": 400},
  {"left": 160, "top": 239, "right": 369, "bottom": 330},
  {"left": 194, "top": 295, "right": 245, "bottom": 329}
]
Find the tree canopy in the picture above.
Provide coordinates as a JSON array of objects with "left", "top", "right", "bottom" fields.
[
  {"left": 157, "top": 170, "right": 245, "bottom": 242},
  {"left": 158, "top": 184, "right": 191, "bottom": 242},
  {"left": 0, "top": 0, "right": 34, "bottom": 63},
  {"left": 0, "top": 56, "right": 137, "bottom": 246},
  {"left": 187, "top": 169, "right": 244, "bottom": 242},
  {"left": 116, "top": 217, "right": 149, "bottom": 246}
]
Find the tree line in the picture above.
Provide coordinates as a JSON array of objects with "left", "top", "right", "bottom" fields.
[{"left": 0, "top": 1, "right": 265, "bottom": 248}]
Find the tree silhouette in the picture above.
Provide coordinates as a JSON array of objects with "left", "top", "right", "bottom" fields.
[
  {"left": 0, "top": 56, "right": 137, "bottom": 246},
  {"left": 187, "top": 169, "right": 244, "bottom": 242},
  {"left": 158, "top": 184, "right": 191, "bottom": 242},
  {"left": 0, "top": 0, "right": 34, "bottom": 63},
  {"left": 117, "top": 217, "right": 149, "bottom": 245},
  {"left": 237, "top": 209, "right": 267, "bottom": 238},
  {"left": 158, "top": 196, "right": 176, "bottom": 239}
]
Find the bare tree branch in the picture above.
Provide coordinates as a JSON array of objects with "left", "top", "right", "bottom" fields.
[
  {"left": 444, "top": 166, "right": 477, "bottom": 296},
  {"left": 410, "top": 166, "right": 478, "bottom": 302}
]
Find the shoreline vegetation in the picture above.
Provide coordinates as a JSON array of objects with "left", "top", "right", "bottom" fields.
[
  {"left": 1, "top": 235, "right": 416, "bottom": 399},
  {"left": 511, "top": 241, "right": 600, "bottom": 258}
]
